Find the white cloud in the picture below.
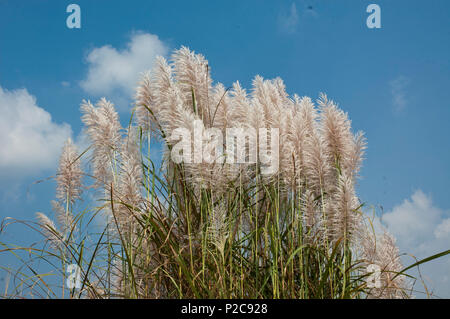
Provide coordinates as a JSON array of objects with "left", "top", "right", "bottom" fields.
[
  {"left": 389, "top": 76, "right": 410, "bottom": 113},
  {"left": 381, "top": 190, "right": 450, "bottom": 297},
  {"left": 80, "top": 32, "right": 168, "bottom": 109},
  {"left": 435, "top": 218, "right": 450, "bottom": 239},
  {"left": 279, "top": 3, "right": 299, "bottom": 34},
  {"left": 0, "top": 86, "right": 72, "bottom": 178},
  {"left": 278, "top": 2, "right": 319, "bottom": 34}
]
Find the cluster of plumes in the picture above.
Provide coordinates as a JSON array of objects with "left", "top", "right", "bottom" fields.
[
  {"left": 34, "top": 46, "right": 408, "bottom": 299},
  {"left": 79, "top": 98, "right": 155, "bottom": 297},
  {"left": 80, "top": 99, "right": 143, "bottom": 229},
  {"left": 133, "top": 46, "right": 409, "bottom": 298},
  {"left": 37, "top": 98, "right": 144, "bottom": 248},
  {"left": 135, "top": 46, "right": 367, "bottom": 246},
  {"left": 36, "top": 138, "right": 84, "bottom": 248}
]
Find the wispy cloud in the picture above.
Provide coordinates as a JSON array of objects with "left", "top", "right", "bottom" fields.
[
  {"left": 380, "top": 190, "right": 450, "bottom": 297},
  {"left": 0, "top": 86, "right": 72, "bottom": 179},
  {"left": 278, "top": 3, "right": 299, "bottom": 34},
  {"left": 80, "top": 32, "right": 168, "bottom": 110},
  {"left": 278, "top": 1, "right": 318, "bottom": 34},
  {"left": 389, "top": 76, "right": 410, "bottom": 113}
]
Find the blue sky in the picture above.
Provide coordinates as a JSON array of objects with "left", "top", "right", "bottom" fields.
[{"left": 0, "top": 0, "right": 449, "bottom": 297}]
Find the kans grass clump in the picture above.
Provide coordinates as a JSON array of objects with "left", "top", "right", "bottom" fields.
[{"left": 2, "top": 47, "right": 422, "bottom": 299}]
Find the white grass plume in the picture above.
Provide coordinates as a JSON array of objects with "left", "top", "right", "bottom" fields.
[
  {"left": 81, "top": 98, "right": 122, "bottom": 188},
  {"left": 328, "top": 173, "right": 361, "bottom": 245},
  {"left": 35, "top": 212, "right": 63, "bottom": 250},
  {"left": 172, "top": 46, "right": 212, "bottom": 123},
  {"left": 135, "top": 71, "right": 154, "bottom": 135},
  {"left": 56, "top": 138, "right": 83, "bottom": 205},
  {"left": 318, "top": 93, "right": 354, "bottom": 180},
  {"left": 114, "top": 128, "right": 144, "bottom": 226}
]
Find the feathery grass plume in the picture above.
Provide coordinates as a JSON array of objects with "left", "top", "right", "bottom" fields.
[
  {"left": 152, "top": 56, "right": 198, "bottom": 135},
  {"left": 172, "top": 46, "right": 212, "bottom": 123},
  {"left": 250, "top": 76, "right": 289, "bottom": 184},
  {"left": 318, "top": 93, "right": 354, "bottom": 180},
  {"left": 278, "top": 99, "right": 296, "bottom": 188},
  {"left": 375, "top": 232, "right": 409, "bottom": 298},
  {"left": 228, "top": 81, "right": 251, "bottom": 127},
  {"left": 251, "top": 76, "right": 285, "bottom": 129},
  {"left": 114, "top": 128, "right": 144, "bottom": 227},
  {"left": 35, "top": 212, "right": 63, "bottom": 250},
  {"left": 345, "top": 131, "right": 367, "bottom": 179},
  {"left": 284, "top": 95, "right": 318, "bottom": 188},
  {"left": 56, "top": 138, "right": 83, "bottom": 205},
  {"left": 51, "top": 200, "right": 75, "bottom": 236},
  {"left": 135, "top": 71, "right": 155, "bottom": 135},
  {"left": 54, "top": 138, "right": 82, "bottom": 239},
  {"left": 81, "top": 98, "right": 122, "bottom": 188},
  {"left": 304, "top": 127, "right": 332, "bottom": 197},
  {"left": 359, "top": 225, "right": 377, "bottom": 264},
  {"left": 246, "top": 85, "right": 265, "bottom": 133},
  {"left": 228, "top": 81, "right": 258, "bottom": 183},
  {"left": 142, "top": 56, "right": 177, "bottom": 135},
  {"left": 328, "top": 173, "right": 361, "bottom": 245}
]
